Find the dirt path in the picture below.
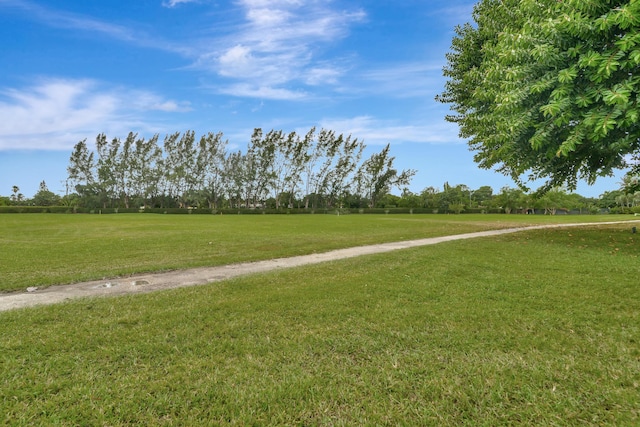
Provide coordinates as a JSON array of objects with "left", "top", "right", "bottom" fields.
[{"left": 2, "top": 220, "right": 638, "bottom": 312}]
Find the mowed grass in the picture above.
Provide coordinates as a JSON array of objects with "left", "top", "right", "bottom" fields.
[
  {"left": 0, "top": 213, "right": 627, "bottom": 292},
  {"left": 1, "top": 221, "right": 639, "bottom": 425}
]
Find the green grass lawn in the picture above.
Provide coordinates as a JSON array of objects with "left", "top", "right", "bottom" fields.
[
  {"left": 0, "top": 213, "right": 634, "bottom": 292},
  {"left": 1, "top": 217, "right": 639, "bottom": 425}
]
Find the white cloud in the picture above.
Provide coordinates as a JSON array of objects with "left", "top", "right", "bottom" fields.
[
  {"left": 195, "top": 0, "right": 366, "bottom": 98},
  {"left": 218, "top": 45, "right": 255, "bottom": 77},
  {"left": 0, "top": 79, "right": 189, "bottom": 151},
  {"left": 129, "top": 91, "right": 192, "bottom": 112},
  {"left": 246, "top": 7, "right": 291, "bottom": 27},
  {"left": 319, "top": 116, "right": 461, "bottom": 146},
  {"left": 4, "top": 1, "right": 364, "bottom": 99}
]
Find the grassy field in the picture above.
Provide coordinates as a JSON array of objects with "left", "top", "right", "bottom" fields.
[
  {"left": 0, "top": 213, "right": 634, "bottom": 292},
  {"left": 1, "top": 215, "right": 639, "bottom": 425}
]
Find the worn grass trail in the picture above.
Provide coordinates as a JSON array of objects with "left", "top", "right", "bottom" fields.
[
  {"left": 0, "top": 213, "right": 631, "bottom": 292},
  {"left": 2, "top": 219, "right": 638, "bottom": 311}
]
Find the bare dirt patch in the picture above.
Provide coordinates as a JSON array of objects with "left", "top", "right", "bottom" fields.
[{"left": 2, "top": 221, "right": 637, "bottom": 312}]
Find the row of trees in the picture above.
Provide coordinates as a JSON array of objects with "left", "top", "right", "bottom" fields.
[
  {"left": 5, "top": 178, "right": 640, "bottom": 215},
  {"left": 382, "top": 182, "right": 640, "bottom": 215},
  {"left": 63, "top": 128, "right": 416, "bottom": 210}
]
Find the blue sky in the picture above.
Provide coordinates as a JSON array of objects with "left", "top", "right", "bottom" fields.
[{"left": 0, "top": 0, "right": 625, "bottom": 199}]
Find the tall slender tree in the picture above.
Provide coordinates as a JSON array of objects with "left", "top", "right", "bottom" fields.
[
  {"left": 95, "top": 134, "right": 121, "bottom": 207},
  {"left": 67, "top": 139, "right": 95, "bottom": 195},
  {"left": 131, "top": 134, "right": 162, "bottom": 208},
  {"left": 356, "top": 144, "right": 416, "bottom": 208},
  {"left": 197, "top": 132, "right": 227, "bottom": 209}
]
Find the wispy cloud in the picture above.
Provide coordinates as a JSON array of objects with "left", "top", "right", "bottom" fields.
[
  {"left": 2, "top": 0, "right": 366, "bottom": 99},
  {"left": 354, "top": 62, "right": 445, "bottom": 98},
  {"left": 196, "top": 0, "right": 366, "bottom": 98},
  {"left": 305, "top": 65, "right": 343, "bottom": 86},
  {"left": 162, "top": 0, "right": 199, "bottom": 8},
  {"left": 218, "top": 83, "right": 307, "bottom": 101},
  {"left": 2, "top": 0, "right": 133, "bottom": 39},
  {"left": 427, "top": 3, "right": 475, "bottom": 26},
  {"left": 0, "top": 0, "right": 191, "bottom": 55},
  {"left": 319, "top": 115, "right": 461, "bottom": 146},
  {"left": 0, "top": 79, "right": 190, "bottom": 150}
]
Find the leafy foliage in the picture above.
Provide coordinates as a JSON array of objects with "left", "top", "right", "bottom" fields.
[
  {"left": 437, "top": 0, "right": 640, "bottom": 192},
  {"left": 65, "top": 129, "right": 414, "bottom": 210}
]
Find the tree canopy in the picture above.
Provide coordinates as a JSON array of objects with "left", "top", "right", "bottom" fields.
[{"left": 437, "top": 0, "right": 640, "bottom": 192}]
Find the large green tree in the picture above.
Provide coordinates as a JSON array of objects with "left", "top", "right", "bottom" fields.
[{"left": 438, "top": 0, "right": 640, "bottom": 192}]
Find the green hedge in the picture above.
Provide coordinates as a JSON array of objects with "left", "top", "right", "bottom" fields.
[
  {"left": 0, "top": 206, "right": 55, "bottom": 213},
  {"left": 7, "top": 206, "right": 619, "bottom": 215},
  {"left": 0, "top": 206, "right": 490, "bottom": 215},
  {"left": 465, "top": 208, "right": 504, "bottom": 214},
  {"left": 609, "top": 206, "right": 640, "bottom": 215}
]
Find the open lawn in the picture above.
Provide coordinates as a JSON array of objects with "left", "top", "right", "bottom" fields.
[
  {"left": 1, "top": 215, "right": 639, "bottom": 425},
  {"left": 0, "top": 213, "right": 634, "bottom": 293}
]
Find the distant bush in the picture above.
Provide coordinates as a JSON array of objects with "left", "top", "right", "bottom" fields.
[
  {"left": 142, "top": 208, "right": 192, "bottom": 214},
  {"left": 356, "top": 208, "right": 408, "bottom": 214},
  {"left": 47, "top": 206, "right": 76, "bottom": 214},
  {"left": 609, "top": 207, "right": 639, "bottom": 215},
  {"left": 465, "top": 208, "right": 504, "bottom": 214}
]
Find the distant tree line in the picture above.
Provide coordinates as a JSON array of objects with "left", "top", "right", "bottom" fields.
[
  {"left": 5, "top": 177, "right": 640, "bottom": 215},
  {"left": 376, "top": 182, "right": 640, "bottom": 215},
  {"left": 62, "top": 128, "right": 416, "bottom": 210}
]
